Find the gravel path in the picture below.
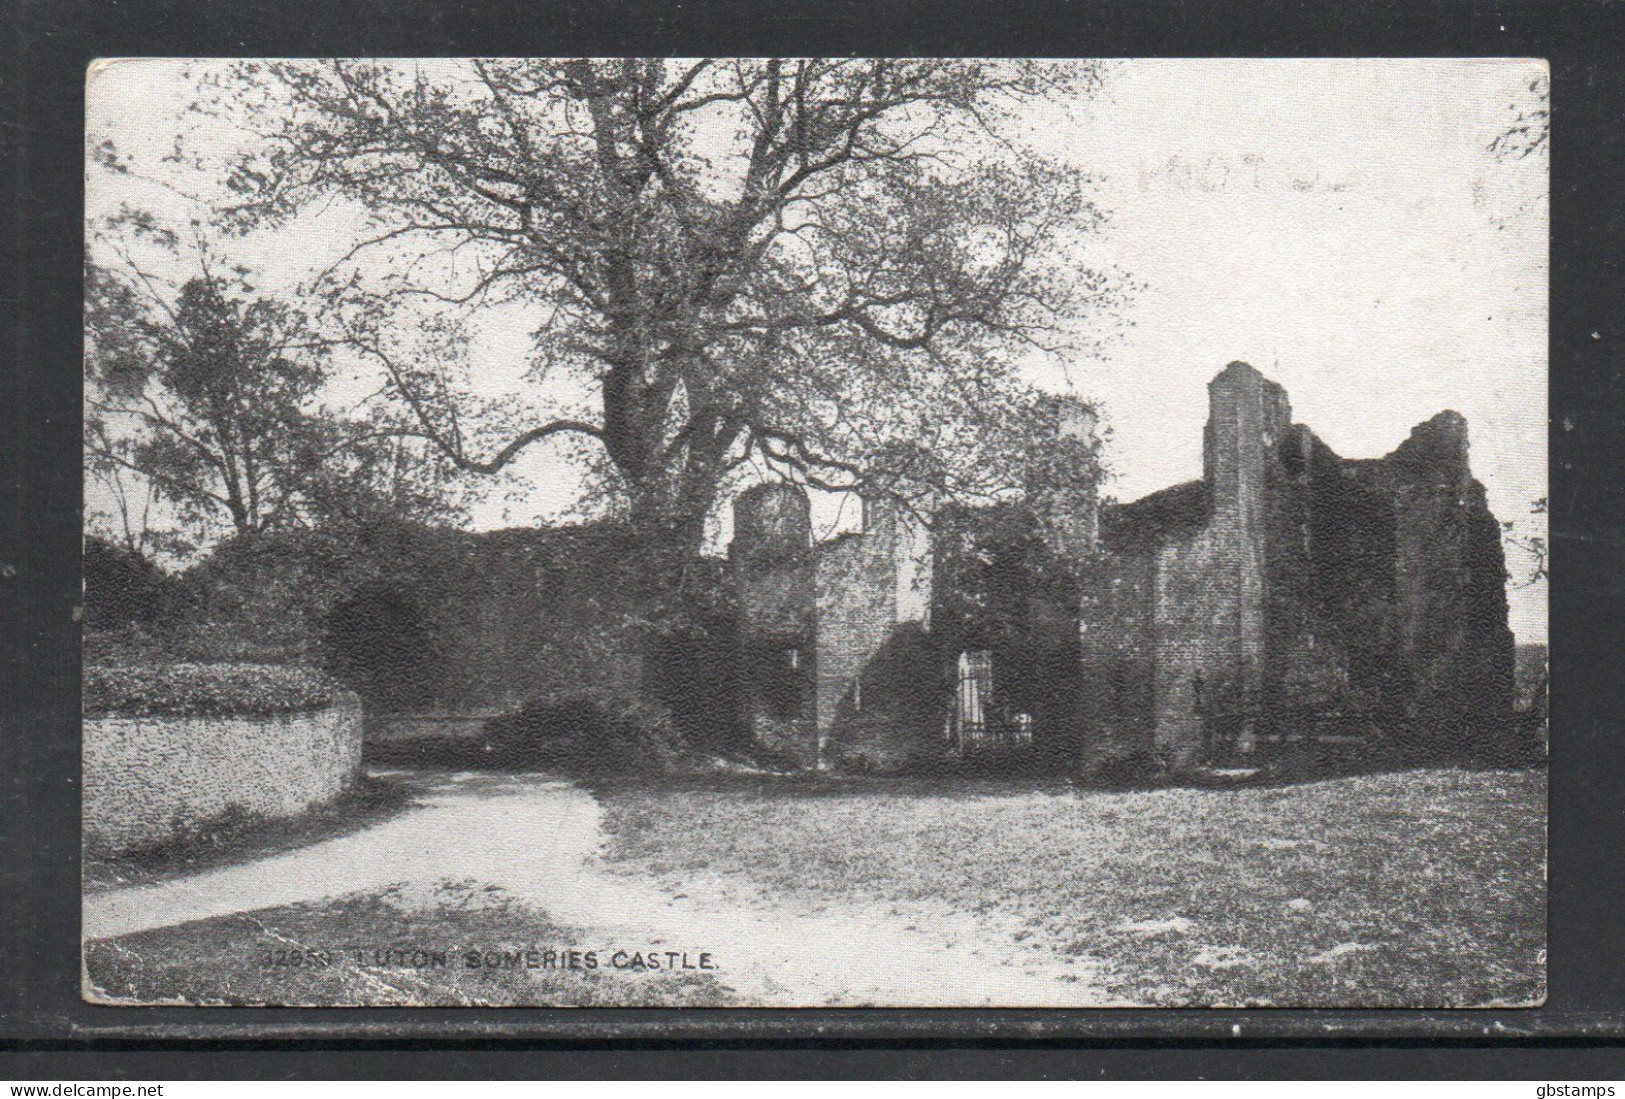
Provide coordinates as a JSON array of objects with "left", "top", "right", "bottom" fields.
[{"left": 83, "top": 770, "right": 1106, "bottom": 1006}]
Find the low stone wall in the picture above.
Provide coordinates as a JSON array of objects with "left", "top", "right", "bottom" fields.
[{"left": 84, "top": 698, "right": 363, "bottom": 856}]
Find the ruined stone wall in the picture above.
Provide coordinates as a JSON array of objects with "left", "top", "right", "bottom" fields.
[
  {"left": 1352, "top": 413, "right": 1516, "bottom": 758},
  {"left": 330, "top": 525, "right": 660, "bottom": 718},
  {"left": 333, "top": 523, "right": 746, "bottom": 754},
  {"left": 1078, "top": 548, "right": 1158, "bottom": 760},
  {"left": 1080, "top": 518, "right": 1227, "bottom": 767},
  {"left": 1087, "top": 362, "right": 1511, "bottom": 768},
  {"left": 886, "top": 500, "right": 935, "bottom": 627},
  {"left": 1148, "top": 525, "right": 1227, "bottom": 760},
  {"left": 1206, "top": 363, "right": 1294, "bottom": 685},
  {"left": 1027, "top": 396, "right": 1102, "bottom": 564},
  {"left": 701, "top": 363, "right": 1513, "bottom": 772},
  {"left": 1370, "top": 413, "right": 1485, "bottom": 658},
  {"left": 1267, "top": 430, "right": 1358, "bottom": 711},
  {"left": 813, "top": 531, "right": 893, "bottom": 764},
  {"left": 460, "top": 527, "right": 657, "bottom": 711}
]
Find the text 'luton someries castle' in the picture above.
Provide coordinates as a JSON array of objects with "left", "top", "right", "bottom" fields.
[{"left": 343, "top": 362, "right": 1520, "bottom": 774}]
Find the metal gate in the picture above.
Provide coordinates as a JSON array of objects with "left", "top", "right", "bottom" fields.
[{"left": 952, "top": 649, "right": 993, "bottom": 750}]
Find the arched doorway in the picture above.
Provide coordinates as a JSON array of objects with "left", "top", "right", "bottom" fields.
[{"left": 324, "top": 583, "right": 446, "bottom": 709}]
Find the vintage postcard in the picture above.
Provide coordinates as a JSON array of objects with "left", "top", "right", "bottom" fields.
[{"left": 81, "top": 57, "right": 1546, "bottom": 1007}]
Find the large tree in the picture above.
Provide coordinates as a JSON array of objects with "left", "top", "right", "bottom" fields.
[{"left": 201, "top": 60, "right": 1120, "bottom": 567}]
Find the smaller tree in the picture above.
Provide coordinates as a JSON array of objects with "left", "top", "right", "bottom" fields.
[
  {"left": 84, "top": 447, "right": 184, "bottom": 560},
  {"left": 86, "top": 214, "right": 462, "bottom": 550}
]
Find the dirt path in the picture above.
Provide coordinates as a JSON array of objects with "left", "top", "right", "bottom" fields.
[{"left": 84, "top": 770, "right": 1107, "bottom": 1006}]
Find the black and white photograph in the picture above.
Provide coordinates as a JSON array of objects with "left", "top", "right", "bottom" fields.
[{"left": 79, "top": 57, "right": 1547, "bottom": 1009}]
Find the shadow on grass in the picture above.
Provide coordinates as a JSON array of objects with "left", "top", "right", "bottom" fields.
[
  {"left": 83, "top": 773, "right": 423, "bottom": 895},
  {"left": 579, "top": 768, "right": 1079, "bottom": 801},
  {"left": 579, "top": 757, "right": 1549, "bottom": 802}
]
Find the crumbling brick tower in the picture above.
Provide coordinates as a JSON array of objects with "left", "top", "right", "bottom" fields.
[
  {"left": 729, "top": 483, "right": 817, "bottom": 766},
  {"left": 1026, "top": 395, "right": 1103, "bottom": 563},
  {"left": 811, "top": 494, "right": 937, "bottom": 770},
  {"left": 1340, "top": 410, "right": 1519, "bottom": 762},
  {"left": 731, "top": 480, "right": 938, "bottom": 770},
  {"left": 1083, "top": 361, "right": 1516, "bottom": 768}
]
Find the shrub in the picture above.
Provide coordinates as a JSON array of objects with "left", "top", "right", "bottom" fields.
[
  {"left": 1080, "top": 748, "right": 1170, "bottom": 790},
  {"left": 84, "top": 662, "right": 352, "bottom": 717},
  {"left": 83, "top": 538, "right": 180, "bottom": 631},
  {"left": 478, "top": 694, "right": 684, "bottom": 776}
]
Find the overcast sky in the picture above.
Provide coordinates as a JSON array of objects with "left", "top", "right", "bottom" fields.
[{"left": 87, "top": 58, "right": 1548, "bottom": 641}]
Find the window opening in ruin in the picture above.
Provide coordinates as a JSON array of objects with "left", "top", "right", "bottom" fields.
[{"left": 954, "top": 650, "right": 993, "bottom": 749}]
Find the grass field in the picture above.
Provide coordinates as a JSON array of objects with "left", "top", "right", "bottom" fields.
[{"left": 599, "top": 767, "right": 1546, "bottom": 1007}]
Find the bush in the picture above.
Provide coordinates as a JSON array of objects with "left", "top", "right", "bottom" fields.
[
  {"left": 1081, "top": 748, "right": 1170, "bottom": 790},
  {"left": 84, "top": 662, "right": 352, "bottom": 717},
  {"left": 83, "top": 538, "right": 180, "bottom": 631},
  {"left": 477, "top": 694, "right": 683, "bottom": 777}
]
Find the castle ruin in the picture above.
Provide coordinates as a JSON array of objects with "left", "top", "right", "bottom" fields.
[{"left": 731, "top": 361, "right": 1518, "bottom": 771}]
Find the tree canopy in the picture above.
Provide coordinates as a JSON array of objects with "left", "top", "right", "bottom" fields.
[{"left": 199, "top": 59, "right": 1121, "bottom": 559}]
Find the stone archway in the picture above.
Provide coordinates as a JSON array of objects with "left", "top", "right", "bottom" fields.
[{"left": 323, "top": 582, "right": 446, "bottom": 709}]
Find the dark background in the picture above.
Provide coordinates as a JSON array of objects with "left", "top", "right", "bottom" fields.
[{"left": 4, "top": 0, "right": 1623, "bottom": 1078}]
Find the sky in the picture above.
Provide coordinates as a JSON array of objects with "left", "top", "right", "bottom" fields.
[{"left": 86, "top": 58, "right": 1548, "bottom": 641}]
